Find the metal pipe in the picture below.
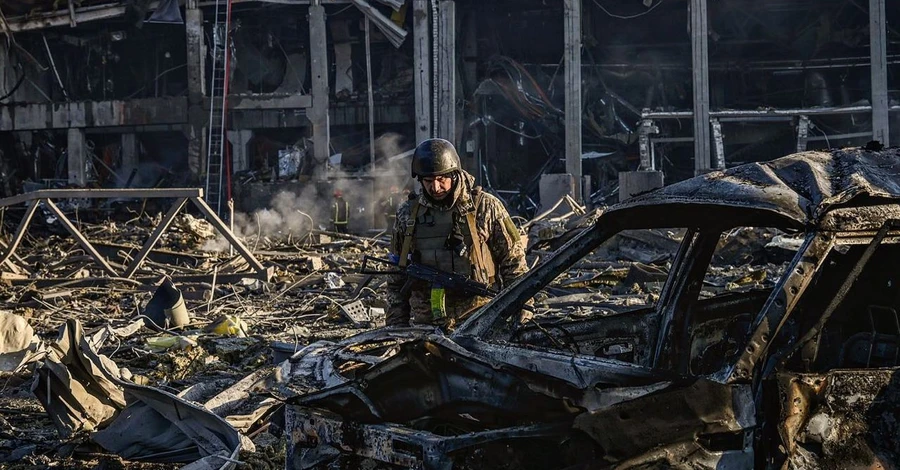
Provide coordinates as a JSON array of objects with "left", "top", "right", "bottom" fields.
[
  {"left": 41, "top": 34, "right": 68, "bottom": 100},
  {"left": 642, "top": 105, "right": 874, "bottom": 120},
  {"left": 806, "top": 132, "right": 873, "bottom": 142},
  {"left": 365, "top": 18, "right": 375, "bottom": 167}
]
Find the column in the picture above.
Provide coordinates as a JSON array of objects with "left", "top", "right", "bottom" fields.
[
  {"left": 185, "top": 4, "right": 207, "bottom": 176},
  {"left": 413, "top": 0, "right": 432, "bottom": 143},
  {"left": 690, "top": 0, "right": 711, "bottom": 174},
  {"left": 309, "top": 0, "right": 331, "bottom": 163},
  {"left": 67, "top": 128, "right": 87, "bottom": 186},
  {"left": 436, "top": 0, "right": 456, "bottom": 143},
  {"left": 564, "top": 0, "right": 583, "bottom": 201},
  {"left": 870, "top": 0, "right": 889, "bottom": 146}
]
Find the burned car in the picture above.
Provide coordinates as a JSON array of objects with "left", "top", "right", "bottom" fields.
[{"left": 284, "top": 147, "right": 900, "bottom": 469}]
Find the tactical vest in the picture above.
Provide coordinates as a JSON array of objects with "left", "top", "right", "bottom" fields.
[{"left": 400, "top": 191, "right": 497, "bottom": 286}]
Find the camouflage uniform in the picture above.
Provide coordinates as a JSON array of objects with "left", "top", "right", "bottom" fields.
[{"left": 386, "top": 170, "right": 528, "bottom": 327}]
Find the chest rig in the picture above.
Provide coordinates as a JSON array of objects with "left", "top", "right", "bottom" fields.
[{"left": 398, "top": 191, "right": 496, "bottom": 287}]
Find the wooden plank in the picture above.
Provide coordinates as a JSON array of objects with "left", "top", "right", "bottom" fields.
[
  {"left": 564, "top": 0, "right": 582, "bottom": 201},
  {"left": 412, "top": 0, "right": 431, "bottom": 143},
  {"left": 42, "top": 199, "right": 118, "bottom": 276},
  {"left": 123, "top": 198, "right": 189, "bottom": 278}
]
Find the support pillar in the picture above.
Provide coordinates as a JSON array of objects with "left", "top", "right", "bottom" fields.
[
  {"left": 796, "top": 115, "right": 810, "bottom": 152},
  {"left": 67, "top": 128, "right": 87, "bottom": 186},
  {"left": 870, "top": 0, "right": 889, "bottom": 146},
  {"left": 461, "top": 12, "right": 478, "bottom": 104},
  {"left": 436, "top": 0, "right": 456, "bottom": 143},
  {"left": 184, "top": 5, "right": 206, "bottom": 177},
  {"left": 227, "top": 129, "right": 252, "bottom": 172},
  {"left": 638, "top": 119, "right": 659, "bottom": 170},
  {"left": 710, "top": 118, "right": 725, "bottom": 170},
  {"left": 690, "top": 0, "right": 711, "bottom": 174},
  {"left": 15, "top": 132, "right": 35, "bottom": 180},
  {"left": 309, "top": 1, "right": 330, "bottom": 163},
  {"left": 0, "top": 43, "right": 9, "bottom": 99},
  {"left": 413, "top": 0, "right": 432, "bottom": 143},
  {"left": 121, "top": 133, "right": 139, "bottom": 173},
  {"left": 564, "top": 0, "right": 582, "bottom": 201}
]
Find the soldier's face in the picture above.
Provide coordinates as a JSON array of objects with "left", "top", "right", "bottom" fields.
[{"left": 421, "top": 175, "right": 453, "bottom": 200}]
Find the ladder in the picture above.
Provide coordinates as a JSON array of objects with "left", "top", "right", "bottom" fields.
[{"left": 205, "top": 0, "right": 233, "bottom": 217}]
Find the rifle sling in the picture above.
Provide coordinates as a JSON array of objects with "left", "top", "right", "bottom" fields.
[
  {"left": 464, "top": 192, "right": 490, "bottom": 285},
  {"left": 398, "top": 201, "right": 420, "bottom": 267}
]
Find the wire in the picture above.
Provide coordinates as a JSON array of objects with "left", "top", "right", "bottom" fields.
[
  {"left": 0, "top": 62, "right": 24, "bottom": 102},
  {"left": 591, "top": 0, "right": 663, "bottom": 20},
  {"left": 812, "top": 124, "right": 831, "bottom": 148},
  {"left": 479, "top": 115, "right": 542, "bottom": 139},
  {"left": 327, "top": 4, "right": 355, "bottom": 16}
]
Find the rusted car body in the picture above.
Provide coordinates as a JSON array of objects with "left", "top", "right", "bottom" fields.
[{"left": 284, "top": 148, "right": 900, "bottom": 469}]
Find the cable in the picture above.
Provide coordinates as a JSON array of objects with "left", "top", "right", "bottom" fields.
[
  {"left": 479, "top": 114, "right": 542, "bottom": 139},
  {"left": 812, "top": 124, "right": 831, "bottom": 148},
  {"left": 0, "top": 62, "right": 24, "bottom": 102},
  {"left": 327, "top": 4, "right": 355, "bottom": 16},
  {"left": 591, "top": 0, "right": 663, "bottom": 20}
]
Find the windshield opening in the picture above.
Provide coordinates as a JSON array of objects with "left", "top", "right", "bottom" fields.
[{"left": 683, "top": 227, "right": 795, "bottom": 376}]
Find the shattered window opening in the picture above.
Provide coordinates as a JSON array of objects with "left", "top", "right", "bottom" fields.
[
  {"left": 783, "top": 237, "right": 900, "bottom": 373},
  {"left": 509, "top": 228, "right": 684, "bottom": 365},
  {"left": 686, "top": 227, "right": 794, "bottom": 376}
]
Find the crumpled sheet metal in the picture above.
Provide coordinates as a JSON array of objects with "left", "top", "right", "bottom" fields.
[
  {"left": 611, "top": 148, "right": 900, "bottom": 229},
  {"left": 32, "top": 319, "right": 126, "bottom": 437},
  {"left": 281, "top": 326, "right": 435, "bottom": 392},
  {"left": 33, "top": 319, "right": 241, "bottom": 469},
  {"left": 573, "top": 378, "right": 756, "bottom": 468}
]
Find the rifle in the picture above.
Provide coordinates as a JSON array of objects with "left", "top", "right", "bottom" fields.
[{"left": 360, "top": 255, "right": 497, "bottom": 298}]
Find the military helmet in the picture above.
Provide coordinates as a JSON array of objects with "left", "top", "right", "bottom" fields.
[{"left": 411, "top": 138, "right": 461, "bottom": 178}]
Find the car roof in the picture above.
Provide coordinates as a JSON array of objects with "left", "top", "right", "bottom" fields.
[{"left": 605, "top": 147, "right": 900, "bottom": 231}]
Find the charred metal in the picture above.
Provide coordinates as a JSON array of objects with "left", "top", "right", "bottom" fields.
[{"left": 285, "top": 147, "right": 900, "bottom": 469}]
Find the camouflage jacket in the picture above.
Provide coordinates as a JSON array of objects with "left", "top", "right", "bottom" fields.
[{"left": 386, "top": 170, "right": 528, "bottom": 327}]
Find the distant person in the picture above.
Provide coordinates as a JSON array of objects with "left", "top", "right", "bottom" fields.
[
  {"left": 386, "top": 138, "right": 529, "bottom": 329},
  {"left": 379, "top": 185, "right": 404, "bottom": 229},
  {"left": 331, "top": 189, "right": 350, "bottom": 233}
]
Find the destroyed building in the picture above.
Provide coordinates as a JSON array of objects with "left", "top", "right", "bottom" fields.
[
  {"left": 1, "top": 0, "right": 900, "bottom": 469},
  {"left": 1, "top": 0, "right": 897, "bottom": 222}
]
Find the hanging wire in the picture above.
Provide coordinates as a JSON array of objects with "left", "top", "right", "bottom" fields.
[{"left": 591, "top": 0, "right": 663, "bottom": 20}]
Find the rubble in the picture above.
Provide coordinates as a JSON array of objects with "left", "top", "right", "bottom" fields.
[
  {"left": 0, "top": 206, "right": 399, "bottom": 468},
  {"left": 1, "top": 147, "right": 897, "bottom": 469}
]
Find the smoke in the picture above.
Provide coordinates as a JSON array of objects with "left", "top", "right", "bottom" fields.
[
  {"left": 203, "top": 186, "right": 319, "bottom": 251},
  {"left": 203, "top": 132, "right": 416, "bottom": 252}
]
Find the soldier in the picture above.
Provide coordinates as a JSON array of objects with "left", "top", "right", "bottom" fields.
[
  {"left": 331, "top": 189, "right": 350, "bottom": 233},
  {"left": 386, "top": 138, "right": 529, "bottom": 329}
]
